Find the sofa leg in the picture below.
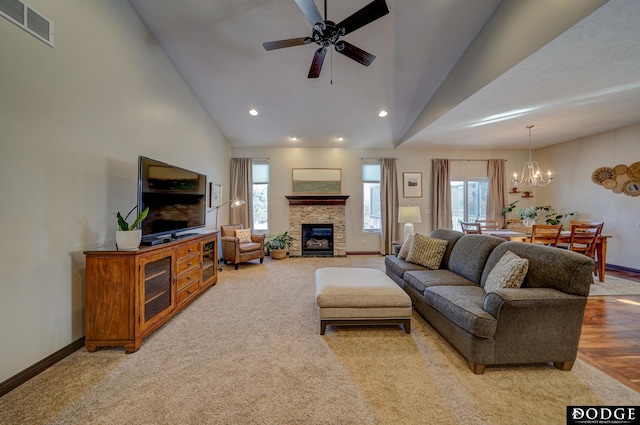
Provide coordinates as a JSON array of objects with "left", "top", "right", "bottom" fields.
[
  {"left": 554, "top": 361, "right": 574, "bottom": 371},
  {"left": 234, "top": 264, "right": 239, "bottom": 270},
  {"left": 260, "top": 257, "right": 264, "bottom": 263},
  {"left": 467, "top": 360, "right": 485, "bottom": 375}
]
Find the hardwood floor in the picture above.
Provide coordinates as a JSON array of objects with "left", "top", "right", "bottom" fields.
[{"left": 578, "top": 269, "right": 640, "bottom": 393}]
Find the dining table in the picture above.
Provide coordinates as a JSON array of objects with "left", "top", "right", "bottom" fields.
[{"left": 483, "top": 229, "right": 611, "bottom": 282}]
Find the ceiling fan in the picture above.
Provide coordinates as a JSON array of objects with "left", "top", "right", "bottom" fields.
[{"left": 262, "top": 0, "right": 389, "bottom": 78}]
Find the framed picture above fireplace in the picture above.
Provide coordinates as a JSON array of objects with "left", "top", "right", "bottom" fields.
[
  {"left": 292, "top": 168, "right": 342, "bottom": 194},
  {"left": 403, "top": 172, "right": 422, "bottom": 198}
]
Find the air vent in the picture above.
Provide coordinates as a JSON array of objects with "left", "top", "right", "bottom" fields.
[{"left": 0, "top": 0, "right": 54, "bottom": 46}]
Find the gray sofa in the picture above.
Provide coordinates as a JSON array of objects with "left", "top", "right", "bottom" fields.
[{"left": 385, "top": 228, "right": 594, "bottom": 374}]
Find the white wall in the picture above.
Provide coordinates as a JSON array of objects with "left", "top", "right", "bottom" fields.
[
  {"left": 535, "top": 123, "right": 640, "bottom": 269},
  {"left": 231, "top": 146, "right": 529, "bottom": 251},
  {"left": 0, "top": 0, "right": 230, "bottom": 382}
]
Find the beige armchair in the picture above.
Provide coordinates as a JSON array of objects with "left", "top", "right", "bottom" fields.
[{"left": 220, "top": 224, "right": 265, "bottom": 270}]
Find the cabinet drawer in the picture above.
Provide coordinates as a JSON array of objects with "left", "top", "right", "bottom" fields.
[
  {"left": 176, "top": 243, "right": 200, "bottom": 260},
  {"left": 177, "top": 280, "right": 199, "bottom": 305},
  {"left": 176, "top": 255, "right": 199, "bottom": 275},
  {"left": 177, "top": 267, "right": 200, "bottom": 291}
]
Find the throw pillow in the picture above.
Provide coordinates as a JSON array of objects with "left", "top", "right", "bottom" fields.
[
  {"left": 484, "top": 250, "right": 529, "bottom": 292},
  {"left": 235, "top": 228, "right": 252, "bottom": 244},
  {"left": 397, "top": 234, "right": 415, "bottom": 259},
  {"left": 406, "top": 234, "right": 448, "bottom": 270}
]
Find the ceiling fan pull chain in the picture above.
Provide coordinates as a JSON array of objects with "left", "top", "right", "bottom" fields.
[{"left": 330, "top": 48, "right": 333, "bottom": 85}]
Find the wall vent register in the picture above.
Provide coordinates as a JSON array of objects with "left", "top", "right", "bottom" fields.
[{"left": 0, "top": 0, "right": 54, "bottom": 46}]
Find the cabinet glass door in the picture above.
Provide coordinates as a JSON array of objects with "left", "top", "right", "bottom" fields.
[
  {"left": 202, "top": 240, "right": 215, "bottom": 283},
  {"left": 141, "top": 254, "right": 174, "bottom": 328}
]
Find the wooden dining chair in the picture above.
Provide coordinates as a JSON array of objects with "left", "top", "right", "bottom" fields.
[
  {"left": 530, "top": 224, "right": 562, "bottom": 247},
  {"left": 460, "top": 222, "right": 482, "bottom": 234},
  {"left": 568, "top": 222, "right": 604, "bottom": 278},
  {"left": 475, "top": 219, "right": 500, "bottom": 232}
]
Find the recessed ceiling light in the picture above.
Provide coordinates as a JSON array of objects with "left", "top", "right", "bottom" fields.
[
  {"left": 249, "top": 108, "right": 259, "bottom": 116},
  {"left": 378, "top": 110, "right": 388, "bottom": 118},
  {"left": 336, "top": 137, "right": 344, "bottom": 142},
  {"left": 290, "top": 137, "right": 298, "bottom": 141}
]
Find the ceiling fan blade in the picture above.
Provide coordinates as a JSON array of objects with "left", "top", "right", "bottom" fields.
[
  {"left": 308, "top": 47, "right": 327, "bottom": 78},
  {"left": 262, "top": 37, "right": 313, "bottom": 51},
  {"left": 334, "top": 41, "right": 376, "bottom": 66},
  {"left": 336, "top": 0, "right": 389, "bottom": 36},
  {"left": 295, "top": 0, "right": 325, "bottom": 32}
]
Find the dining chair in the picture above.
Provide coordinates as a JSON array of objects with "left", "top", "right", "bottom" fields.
[
  {"left": 475, "top": 219, "right": 500, "bottom": 231},
  {"left": 460, "top": 222, "right": 482, "bottom": 234},
  {"left": 530, "top": 224, "right": 562, "bottom": 247},
  {"left": 568, "top": 222, "right": 604, "bottom": 278}
]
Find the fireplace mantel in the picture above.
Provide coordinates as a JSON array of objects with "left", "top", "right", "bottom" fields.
[{"left": 285, "top": 195, "right": 349, "bottom": 206}]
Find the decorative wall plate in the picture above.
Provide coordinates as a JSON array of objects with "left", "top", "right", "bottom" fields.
[
  {"left": 627, "top": 162, "right": 640, "bottom": 180},
  {"left": 602, "top": 179, "right": 616, "bottom": 189},
  {"left": 591, "top": 167, "right": 615, "bottom": 184},
  {"left": 624, "top": 181, "right": 640, "bottom": 197},
  {"left": 613, "top": 164, "right": 628, "bottom": 175}
]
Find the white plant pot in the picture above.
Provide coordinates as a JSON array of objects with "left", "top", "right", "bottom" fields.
[
  {"left": 522, "top": 218, "right": 536, "bottom": 228},
  {"left": 116, "top": 230, "right": 142, "bottom": 250}
]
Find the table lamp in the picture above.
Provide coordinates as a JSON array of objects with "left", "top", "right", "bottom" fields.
[{"left": 398, "top": 206, "right": 422, "bottom": 241}]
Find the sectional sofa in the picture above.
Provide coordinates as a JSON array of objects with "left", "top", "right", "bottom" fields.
[{"left": 385, "top": 229, "right": 594, "bottom": 374}]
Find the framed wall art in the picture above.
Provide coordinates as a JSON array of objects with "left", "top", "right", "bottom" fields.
[
  {"left": 209, "top": 182, "right": 221, "bottom": 208},
  {"left": 292, "top": 168, "right": 342, "bottom": 194},
  {"left": 403, "top": 172, "right": 422, "bottom": 198}
]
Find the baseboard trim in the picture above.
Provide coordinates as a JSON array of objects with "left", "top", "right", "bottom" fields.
[
  {"left": 0, "top": 337, "right": 85, "bottom": 398},
  {"left": 607, "top": 264, "right": 640, "bottom": 274},
  {"left": 346, "top": 251, "right": 382, "bottom": 256}
]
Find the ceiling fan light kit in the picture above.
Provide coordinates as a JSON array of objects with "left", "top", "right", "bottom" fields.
[{"left": 262, "top": 0, "right": 389, "bottom": 78}]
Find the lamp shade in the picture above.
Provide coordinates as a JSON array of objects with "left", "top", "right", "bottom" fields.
[{"left": 398, "top": 206, "right": 422, "bottom": 224}]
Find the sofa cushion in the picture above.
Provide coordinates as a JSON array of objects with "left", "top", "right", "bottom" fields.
[
  {"left": 424, "top": 285, "right": 498, "bottom": 338},
  {"left": 448, "top": 235, "right": 504, "bottom": 284},
  {"left": 428, "top": 229, "right": 465, "bottom": 269},
  {"left": 406, "top": 234, "right": 448, "bottom": 269},
  {"left": 235, "top": 228, "right": 252, "bottom": 243},
  {"left": 385, "top": 255, "right": 426, "bottom": 280},
  {"left": 397, "top": 234, "right": 414, "bottom": 260},
  {"left": 404, "top": 269, "right": 477, "bottom": 295},
  {"left": 484, "top": 251, "right": 529, "bottom": 292}
]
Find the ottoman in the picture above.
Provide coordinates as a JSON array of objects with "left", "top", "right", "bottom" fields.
[{"left": 314, "top": 267, "right": 412, "bottom": 335}]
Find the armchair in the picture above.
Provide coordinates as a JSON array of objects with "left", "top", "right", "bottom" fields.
[{"left": 220, "top": 224, "right": 265, "bottom": 270}]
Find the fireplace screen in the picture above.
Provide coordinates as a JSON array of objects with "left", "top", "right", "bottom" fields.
[{"left": 302, "top": 224, "right": 334, "bottom": 257}]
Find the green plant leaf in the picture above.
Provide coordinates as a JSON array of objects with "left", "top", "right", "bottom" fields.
[
  {"left": 129, "top": 207, "right": 149, "bottom": 230},
  {"left": 116, "top": 212, "right": 129, "bottom": 231}
]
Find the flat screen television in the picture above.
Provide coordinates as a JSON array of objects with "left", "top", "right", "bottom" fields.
[{"left": 138, "top": 156, "right": 207, "bottom": 241}]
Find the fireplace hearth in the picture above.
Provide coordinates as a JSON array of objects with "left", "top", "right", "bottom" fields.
[{"left": 302, "top": 224, "right": 333, "bottom": 257}]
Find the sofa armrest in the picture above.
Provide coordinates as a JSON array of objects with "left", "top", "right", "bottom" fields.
[{"left": 483, "top": 288, "right": 585, "bottom": 318}]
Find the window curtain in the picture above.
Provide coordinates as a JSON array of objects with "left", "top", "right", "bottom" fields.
[
  {"left": 432, "top": 159, "right": 451, "bottom": 230},
  {"left": 487, "top": 159, "right": 507, "bottom": 227},
  {"left": 230, "top": 158, "right": 253, "bottom": 227},
  {"left": 380, "top": 158, "right": 399, "bottom": 255}
]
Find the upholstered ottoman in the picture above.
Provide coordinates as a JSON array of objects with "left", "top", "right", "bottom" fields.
[{"left": 314, "top": 267, "right": 412, "bottom": 335}]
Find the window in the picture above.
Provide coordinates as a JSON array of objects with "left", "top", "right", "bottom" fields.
[
  {"left": 252, "top": 160, "right": 269, "bottom": 231},
  {"left": 450, "top": 179, "right": 488, "bottom": 231},
  {"left": 363, "top": 162, "right": 381, "bottom": 231}
]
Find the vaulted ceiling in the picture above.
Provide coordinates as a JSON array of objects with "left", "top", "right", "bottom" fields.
[{"left": 129, "top": 0, "right": 640, "bottom": 150}]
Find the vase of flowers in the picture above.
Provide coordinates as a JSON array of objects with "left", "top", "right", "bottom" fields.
[{"left": 518, "top": 206, "right": 539, "bottom": 227}]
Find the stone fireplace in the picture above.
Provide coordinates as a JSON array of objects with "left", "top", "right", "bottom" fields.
[{"left": 286, "top": 195, "right": 349, "bottom": 257}]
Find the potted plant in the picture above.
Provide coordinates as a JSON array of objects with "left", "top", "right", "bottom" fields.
[
  {"left": 265, "top": 231, "right": 295, "bottom": 259},
  {"left": 517, "top": 206, "right": 539, "bottom": 227},
  {"left": 500, "top": 200, "right": 519, "bottom": 228},
  {"left": 116, "top": 206, "right": 149, "bottom": 250},
  {"left": 535, "top": 205, "right": 579, "bottom": 227}
]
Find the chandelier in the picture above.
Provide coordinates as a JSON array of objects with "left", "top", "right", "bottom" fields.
[{"left": 512, "top": 125, "right": 553, "bottom": 187}]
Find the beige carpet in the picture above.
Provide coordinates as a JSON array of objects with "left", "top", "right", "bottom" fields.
[
  {"left": 1, "top": 256, "right": 639, "bottom": 425},
  {"left": 589, "top": 275, "right": 640, "bottom": 296}
]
